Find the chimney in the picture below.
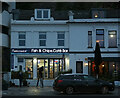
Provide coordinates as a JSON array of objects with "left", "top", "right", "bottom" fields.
[{"left": 68, "top": 11, "right": 74, "bottom": 21}]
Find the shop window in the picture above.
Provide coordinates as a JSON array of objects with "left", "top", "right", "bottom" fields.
[
  {"left": 96, "top": 29, "right": 104, "bottom": 47},
  {"left": 35, "top": 9, "right": 50, "bottom": 19},
  {"left": 88, "top": 31, "right": 92, "bottom": 48},
  {"left": 25, "top": 59, "right": 33, "bottom": 79},
  {"left": 57, "top": 32, "right": 65, "bottom": 46},
  {"left": 18, "top": 32, "right": 26, "bottom": 46},
  {"left": 39, "top": 32, "right": 46, "bottom": 46},
  {"left": 108, "top": 31, "right": 117, "bottom": 47}
]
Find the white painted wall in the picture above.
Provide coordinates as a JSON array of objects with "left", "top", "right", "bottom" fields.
[
  {"left": 11, "top": 24, "right": 69, "bottom": 48},
  {"left": 0, "top": 33, "right": 9, "bottom": 47},
  {"left": 11, "top": 19, "right": 120, "bottom": 75},
  {"left": 0, "top": 11, "right": 10, "bottom": 26},
  {"left": 69, "top": 23, "right": 119, "bottom": 52}
]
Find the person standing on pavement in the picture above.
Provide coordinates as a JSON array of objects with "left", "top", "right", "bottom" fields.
[
  {"left": 36, "top": 66, "right": 44, "bottom": 88},
  {"left": 19, "top": 71, "right": 23, "bottom": 87}
]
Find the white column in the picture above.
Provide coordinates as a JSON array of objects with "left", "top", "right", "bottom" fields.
[{"left": 33, "top": 58, "right": 37, "bottom": 79}]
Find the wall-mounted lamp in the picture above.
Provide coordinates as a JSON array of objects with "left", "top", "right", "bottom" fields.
[
  {"left": 33, "top": 58, "right": 37, "bottom": 63},
  {"left": 113, "top": 64, "right": 115, "bottom": 67},
  {"left": 84, "top": 63, "right": 88, "bottom": 66},
  {"left": 102, "top": 64, "right": 104, "bottom": 67}
]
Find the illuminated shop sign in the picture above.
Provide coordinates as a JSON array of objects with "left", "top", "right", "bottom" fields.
[{"left": 11, "top": 48, "right": 69, "bottom": 53}]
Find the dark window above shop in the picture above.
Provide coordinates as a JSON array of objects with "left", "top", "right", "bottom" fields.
[{"left": 18, "top": 58, "right": 24, "bottom": 62}]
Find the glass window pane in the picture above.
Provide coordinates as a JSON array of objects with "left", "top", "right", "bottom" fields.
[
  {"left": 109, "top": 31, "right": 116, "bottom": 35},
  {"left": 58, "top": 33, "right": 64, "bottom": 39},
  {"left": 19, "top": 34, "right": 25, "bottom": 39},
  {"left": 25, "top": 59, "right": 33, "bottom": 78},
  {"left": 40, "top": 40, "right": 46, "bottom": 46},
  {"left": 96, "top": 29, "right": 104, "bottom": 34},
  {"left": 39, "top": 33, "right": 46, "bottom": 39},
  {"left": 37, "top": 10, "right": 42, "bottom": 18},
  {"left": 44, "top": 59, "right": 48, "bottom": 78},
  {"left": 54, "top": 59, "right": 59, "bottom": 78},
  {"left": 58, "top": 40, "right": 64, "bottom": 46},
  {"left": 88, "top": 35, "right": 92, "bottom": 47},
  {"left": 43, "top": 10, "right": 48, "bottom": 18},
  {"left": 109, "top": 31, "right": 117, "bottom": 47},
  {"left": 19, "top": 40, "right": 25, "bottom": 46},
  {"left": 96, "top": 35, "right": 104, "bottom": 47}
]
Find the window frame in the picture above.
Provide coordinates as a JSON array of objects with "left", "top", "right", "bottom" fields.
[
  {"left": 18, "top": 32, "right": 26, "bottom": 46},
  {"left": 35, "top": 9, "right": 50, "bottom": 19},
  {"left": 96, "top": 29, "right": 104, "bottom": 48},
  {"left": 108, "top": 30, "right": 117, "bottom": 48},
  {"left": 57, "top": 32, "right": 65, "bottom": 46},
  {"left": 88, "top": 31, "right": 92, "bottom": 48},
  {"left": 39, "top": 32, "right": 46, "bottom": 46}
]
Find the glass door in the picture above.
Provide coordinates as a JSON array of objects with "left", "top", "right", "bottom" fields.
[
  {"left": 44, "top": 59, "right": 48, "bottom": 78},
  {"left": 54, "top": 59, "right": 59, "bottom": 78},
  {"left": 25, "top": 59, "right": 33, "bottom": 79},
  {"left": 49, "top": 59, "right": 54, "bottom": 79},
  {"left": 37, "top": 59, "right": 44, "bottom": 78}
]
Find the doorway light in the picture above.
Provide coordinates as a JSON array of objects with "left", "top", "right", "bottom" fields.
[{"left": 33, "top": 58, "right": 37, "bottom": 63}]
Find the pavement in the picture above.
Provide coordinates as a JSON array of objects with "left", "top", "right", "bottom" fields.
[{"left": 2, "top": 86, "right": 120, "bottom": 97}]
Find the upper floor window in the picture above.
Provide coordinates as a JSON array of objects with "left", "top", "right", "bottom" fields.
[
  {"left": 35, "top": 9, "right": 50, "bottom": 19},
  {"left": 39, "top": 32, "right": 46, "bottom": 46},
  {"left": 96, "top": 29, "right": 104, "bottom": 47},
  {"left": 18, "top": 32, "right": 26, "bottom": 46},
  {"left": 108, "top": 31, "right": 117, "bottom": 48},
  {"left": 92, "top": 9, "right": 105, "bottom": 18},
  {"left": 88, "top": 31, "right": 92, "bottom": 48},
  {"left": 57, "top": 32, "right": 65, "bottom": 46}
]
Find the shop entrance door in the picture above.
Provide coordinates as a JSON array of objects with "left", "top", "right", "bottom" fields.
[
  {"left": 25, "top": 59, "right": 33, "bottom": 78},
  {"left": 76, "top": 61, "right": 83, "bottom": 73},
  {"left": 37, "top": 58, "right": 64, "bottom": 79}
]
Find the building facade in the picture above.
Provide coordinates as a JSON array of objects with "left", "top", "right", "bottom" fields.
[
  {"left": 0, "top": 1, "right": 15, "bottom": 81},
  {"left": 11, "top": 8, "right": 120, "bottom": 80}
]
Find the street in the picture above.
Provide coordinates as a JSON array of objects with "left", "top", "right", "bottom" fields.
[{"left": 2, "top": 86, "right": 120, "bottom": 97}]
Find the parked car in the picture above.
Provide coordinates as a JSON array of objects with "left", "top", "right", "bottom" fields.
[{"left": 53, "top": 73, "right": 115, "bottom": 94}]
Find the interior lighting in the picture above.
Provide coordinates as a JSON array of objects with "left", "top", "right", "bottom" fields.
[
  {"left": 110, "top": 35, "right": 114, "bottom": 37},
  {"left": 33, "top": 58, "right": 37, "bottom": 63},
  {"left": 95, "top": 14, "right": 98, "bottom": 18},
  {"left": 102, "top": 64, "right": 104, "bottom": 67}
]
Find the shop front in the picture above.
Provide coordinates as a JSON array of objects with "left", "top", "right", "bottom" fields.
[
  {"left": 25, "top": 58, "right": 65, "bottom": 79},
  {"left": 11, "top": 48, "right": 69, "bottom": 79},
  {"left": 88, "top": 57, "right": 120, "bottom": 77}
]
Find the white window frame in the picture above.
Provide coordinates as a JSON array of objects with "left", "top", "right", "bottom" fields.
[
  {"left": 18, "top": 32, "right": 26, "bottom": 46},
  {"left": 35, "top": 9, "right": 50, "bottom": 19},
  {"left": 39, "top": 32, "right": 46, "bottom": 46},
  {"left": 57, "top": 32, "right": 65, "bottom": 46}
]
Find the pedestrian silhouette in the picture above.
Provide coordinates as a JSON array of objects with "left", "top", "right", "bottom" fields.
[
  {"left": 19, "top": 71, "right": 23, "bottom": 87},
  {"left": 36, "top": 66, "right": 44, "bottom": 88}
]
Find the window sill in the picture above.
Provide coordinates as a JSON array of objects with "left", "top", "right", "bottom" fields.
[
  {"left": 88, "top": 47, "right": 93, "bottom": 48},
  {"left": 108, "top": 47, "right": 118, "bottom": 48}
]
